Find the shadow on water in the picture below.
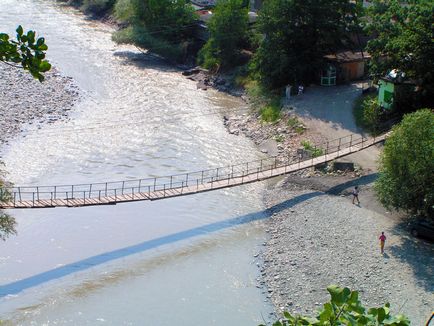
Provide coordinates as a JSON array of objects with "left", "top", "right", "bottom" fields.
[
  {"left": 113, "top": 51, "right": 181, "bottom": 73},
  {"left": 0, "top": 191, "right": 323, "bottom": 297},
  {"left": 389, "top": 220, "right": 434, "bottom": 293}
]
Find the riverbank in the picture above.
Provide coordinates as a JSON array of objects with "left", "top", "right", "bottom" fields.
[
  {"left": 0, "top": 65, "right": 79, "bottom": 147},
  {"left": 257, "top": 175, "right": 433, "bottom": 324}
]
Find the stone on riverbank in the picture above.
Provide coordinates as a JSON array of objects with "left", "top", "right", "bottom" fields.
[{"left": 0, "top": 65, "right": 79, "bottom": 146}]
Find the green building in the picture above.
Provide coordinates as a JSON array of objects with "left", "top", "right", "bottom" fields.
[
  {"left": 378, "top": 70, "right": 415, "bottom": 110},
  {"left": 378, "top": 78, "right": 395, "bottom": 109}
]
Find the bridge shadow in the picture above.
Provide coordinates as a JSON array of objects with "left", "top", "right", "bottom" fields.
[
  {"left": 326, "top": 173, "right": 378, "bottom": 195},
  {"left": 0, "top": 192, "right": 322, "bottom": 297}
]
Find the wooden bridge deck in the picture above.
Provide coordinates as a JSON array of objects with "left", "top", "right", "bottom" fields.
[{"left": 0, "top": 133, "right": 387, "bottom": 209}]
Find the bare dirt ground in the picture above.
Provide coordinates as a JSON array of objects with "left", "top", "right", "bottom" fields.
[{"left": 287, "top": 82, "right": 381, "bottom": 172}]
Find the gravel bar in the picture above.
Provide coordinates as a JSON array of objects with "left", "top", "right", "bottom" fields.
[
  {"left": 259, "top": 183, "right": 434, "bottom": 324},
  {"left": 0, "top": 64, "right": 79, "bottom": 146}
]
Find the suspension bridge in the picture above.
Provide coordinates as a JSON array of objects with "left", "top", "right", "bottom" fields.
[{"left": 0, "top": 133, "right": 388, "bottom": 209}]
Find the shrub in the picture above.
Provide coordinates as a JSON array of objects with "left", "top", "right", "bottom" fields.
[
  {"left": 260, "top": 103, "right": 281, "bottom": 123},
  {"left": 112, "top": 25, "right": 185, "bottom": 62},
  {"left": 301, "top": 140, "right": 323, "bottom": 158},
  {"left": 353, "top": 94, "right": 382, "bottom": 135},
  {"left": 81, "top": 0, "right": 115, "bottom": 15}
]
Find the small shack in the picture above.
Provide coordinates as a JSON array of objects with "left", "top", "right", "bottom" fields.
[
  {"left": 321, "top": 50, "right": 370, "bottom": 85},
  {"left": 378, "top": 70, "right": 416, "bottom": 110}
]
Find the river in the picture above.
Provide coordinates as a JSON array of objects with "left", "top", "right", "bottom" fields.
[{"left": 0, "top": 0, "right": 272, "bottom": 324}]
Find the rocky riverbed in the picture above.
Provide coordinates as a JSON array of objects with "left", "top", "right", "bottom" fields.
[
  {"left": 0, "top": 64, "right": 79, "bottom": 146},
  {"left": 257, "top": 177, "right": 434, "bottom": 324}
]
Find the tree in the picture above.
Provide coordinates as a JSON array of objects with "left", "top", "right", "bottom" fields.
[
  {"left": 113, "top": 0, "right": 197, "bottom": 62},
  {"left": 198, "top": 0, "right": 249, "bottom": 70},
  {"left": 263, "top": 285, "right": 410, "bottom": 326},
  {"left": 375, "top": 109, "right": 434, "bottom": 218},
  {"left": 0, "top": 25, "right": 51, "bottom": 81},
  {"left": 0, "top": 166, "right": 16, "bottom": 241},
  {"left": 251, "top": 0, "right": 359, "bottom": 89},
  {"left": 365, "top": 1, "right": 434, "bottom": 86}
]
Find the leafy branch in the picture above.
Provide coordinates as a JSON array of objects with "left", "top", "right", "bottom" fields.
[
  {"left": 261, "top": 285, "right": 410, "bottom": 326},
  {"left": 0, "top": 25, "right": 51, "bottom": 81}
]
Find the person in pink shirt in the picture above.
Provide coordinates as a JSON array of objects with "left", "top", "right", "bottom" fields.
[{"left": 379, "top": 232, "right": 386, "bottom": 254}]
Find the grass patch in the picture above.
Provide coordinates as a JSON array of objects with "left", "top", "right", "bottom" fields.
[
  {"left": 287, "top": 116, "right": 305, "bottom": 134},
  {"left": 353, "top": 93, "right": 383, "bottom": 135},
  {"left": 301, "top": 140, "right": 324, "bottom": 158},
  {"left": 260, "top": 102, "right": 281, "bottom": 123},
  {"left": 274, "top": 134, "right": 285, "bottom": 142}
]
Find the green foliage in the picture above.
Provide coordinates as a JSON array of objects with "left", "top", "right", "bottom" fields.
[
  {"left": 80, "top": 0, "right": 116, "bottom": 15},
  {"left": 375, "top": 109, "right": 434, "bottom": 218},
  {"left": 287, "top": 116, "right": 305, "bottom": 134},
  {"left": 274, "top": 134, "right": 284, "bottom": 143},
  {"left": 261, "top": 103, "right": 281, "bottom": 123},
  {"left": 365, "top": 0, "right": 434, "bottom": 92},
  {"left": 198, "top": 0, "right": 249, "bottom": 70},
  {"left": 251, "top": 0, "right": 359, "bottom": 89},
  {"left": 112, "top": 25, "right": 185, "bottom": 62},
  {"left": 113, "top": 0, "right": 196, "bottom": 62},
  {"left": 0, "top": 26, "right": 51, "bottom": 81},
  {"left": 0, "top": 165, "right": 16, "bottom": 241},
  {"left": 0, "top": 214, "right": 17, "bottom": 241},
  {"left": 354, "top": 94, "right": 382, "bottom": 134},
  {"left": 115, "top": 0, "right": 196, "bottom": 41},
  {"left": 301, "top": 140, "right": 324, "bottom": 158},
  {"left": 362, "top": 97, "right": 382, "bottom": 134},
  {"left": 262, "top": 285, "right": 410, "bottom": 326}
]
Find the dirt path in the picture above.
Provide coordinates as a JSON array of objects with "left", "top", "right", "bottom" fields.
[{"left": 287, "top": 83, "right": 381, "bottom": 172}]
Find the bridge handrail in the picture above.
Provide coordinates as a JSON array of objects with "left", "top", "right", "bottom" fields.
[{"left": 0, "top": 132, "right": 388, "bottom": 205}]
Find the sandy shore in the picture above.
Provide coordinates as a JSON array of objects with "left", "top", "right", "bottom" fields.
[{"left": 0, "top": 64, "right": 79, "bottom": 147}]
